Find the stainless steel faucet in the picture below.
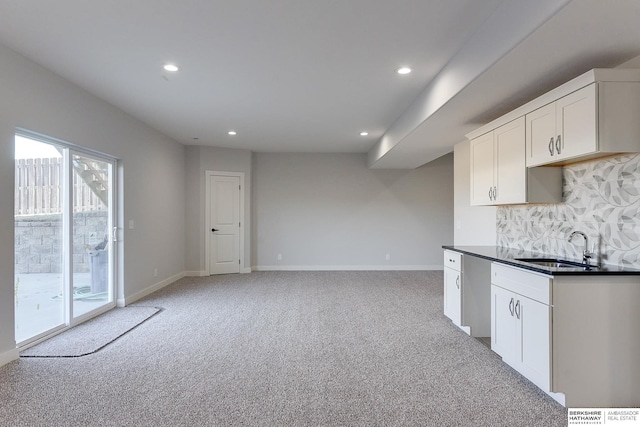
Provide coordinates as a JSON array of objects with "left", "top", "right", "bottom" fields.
[{"left": 568, "top": 231, "right": 591, "bottom": 265}]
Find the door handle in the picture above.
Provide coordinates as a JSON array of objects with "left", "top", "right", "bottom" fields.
[
  {"left": 488, "top": 187, "right": 493, "bottom": 200},
  {"left": 509, "top": 297, "right": 515, "bottom": 317},
  {"left": 548, "top": 137, "right": 554, "bottom": 156},
  {"left": 515, "top": 300, "right": 521, "bottom": 320},
  {"left": 211, "top": 228, "right": 219, "bottom": 232},
  {"left": 555, "top": 135, "right": 562, "bottom": 155},
  {"left": 455, "top": 275, "right": 460, "bottom": 289}
]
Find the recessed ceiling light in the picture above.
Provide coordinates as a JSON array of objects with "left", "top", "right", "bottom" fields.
[
  {"left": 396, "top": 67, "right": 412, "bottom": 75},
  {"left": 163, "top": 64, "right": 179, "bottom": 72},
  {"left": 360, "top": 132, "right": 369, "bottom": 136},
  {"left": 228, "top": 131, "right": 237, "bottom": 136}
]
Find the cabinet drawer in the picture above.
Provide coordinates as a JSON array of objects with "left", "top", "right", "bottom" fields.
[
  {"left": 491, "top": 263, "right": 551, "bottom": 305},
  {"left": 444, "top": 250, "right": 462, "bottom": 271}
]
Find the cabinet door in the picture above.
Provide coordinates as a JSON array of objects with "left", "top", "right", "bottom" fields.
[
  {"left": 557, "top": 84, "right": 597, "bottom": 161},
  {"left": 494, "top": 117, "right": 526, "bottom": 204},
  {"left": 526, "top": 103, "right": 556, "bottom": 167},
  {"left": 444, "top": 266, "right": 461, "bottom": 326},
  {"left": 491, "top": 285, "right": 516, "bottom": 361},
  {"left": 516, "top": 295, "right": 551, "bottom": 391},
  {"left": 470, "top": 131, "right": 495, "bottom": 206}
]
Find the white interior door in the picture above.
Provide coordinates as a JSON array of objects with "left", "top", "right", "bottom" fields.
[{"left": 209, "top": 175, "right": 240, "bottom": 275}]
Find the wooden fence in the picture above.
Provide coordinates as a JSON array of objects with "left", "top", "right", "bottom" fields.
[{"left": 15, "top": 158, "right": 106, "bottom": 216}]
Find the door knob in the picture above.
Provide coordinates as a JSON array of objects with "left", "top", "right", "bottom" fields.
[{"left": 211, "top": 228, "right": 219, "bottom": 232}]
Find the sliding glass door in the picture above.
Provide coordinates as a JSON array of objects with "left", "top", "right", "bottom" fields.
[
  {"left": 70, "top": 152, "right": 114, "bottom": 319},
  {"left": 14, "top": 132, "right": 117, "bottom": 345}
]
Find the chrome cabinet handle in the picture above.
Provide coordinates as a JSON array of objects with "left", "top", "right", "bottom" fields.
[
  {"left": 455, "top": 275, "right": 460, "bottom": 289},
  {"left": 509, "top": 297, "right": 515, "bottom": 317},
  {"left": 493, "top": 186, "right": 497, "bottom": 200},
  {"left": 548, "top": 137, "right": 554, "bottom": 156},
  {"left": 555, "top": 135, "right": 562, "bottom": 155},
  {"left": 515, "top": 300, "right": 521, "bottom": 320},
  {"left": 488, "top": 187, "right": 493, "bottom": 201}
]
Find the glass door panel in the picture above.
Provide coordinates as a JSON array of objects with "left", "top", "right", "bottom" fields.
[
  {"left": 71, "top": 152, "right": 114, "bottom": 319},
  {"left": 14, "top": 136, "right": 65, "bottom": 343}
]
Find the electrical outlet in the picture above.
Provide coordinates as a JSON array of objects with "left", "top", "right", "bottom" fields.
[
  {"left": 385, "top": 254, "right": 390, "bottom": 261},
  {"left": 129, "top": 220, "right": 135, "bottom": 230},
  {"left": 153, "top": 268, "right": 158, "bottom": 277},
  {"left": 277, "top": 253, "right": 282, "bottom": 261}
]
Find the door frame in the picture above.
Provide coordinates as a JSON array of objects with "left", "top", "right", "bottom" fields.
[{"left": 204, "top": 171, "right": 245, "bottom": 275}]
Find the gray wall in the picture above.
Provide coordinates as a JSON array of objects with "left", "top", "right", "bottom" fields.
[
  {"left": 252, "top": 152, "right": 453, "bottom": 269},
  {"left": 185, "top": 146, "right": 252, "bottom": 273},
  {"left": 0, "top": 43, "right": 186, "bottom": 360}
]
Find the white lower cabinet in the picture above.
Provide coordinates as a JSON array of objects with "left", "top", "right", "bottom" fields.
[
  {"left": 490, "top": 284, "right": 516, "bottom": 359},
  {"left": 443, "top": 250, "right": 491, "bottom": 337},
  {"left": 491, "top": 284, "right": 551, "bottom": 391},
  {"left": 491, "top": 263, "right": 553, "bottom": 395},
  {"left": 443, "top": 250, "right": 465, "bottom": 332},
  {"left": 444, "top": 266, "right": 461, "bottom": 326}
]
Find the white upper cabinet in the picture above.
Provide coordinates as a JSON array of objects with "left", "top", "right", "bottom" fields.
[
  {"left": 470, "top": 117, "right": 561, "bottom": 206},
  {"left": 526, "top": 84, "right": 597, "bottom": 167},
  {"left": 468, "top": 69, "right": 640, "bottom": 171},
  {"left": 494, "top": 118, "right": 528, "bottom": 204},
  {"left": 471, "top": 118, "right": 526, "bottom": 205},
  {"left": 557, "top": 84, "right": 598, "bottom": 160},
  {"left": 470, "top": 129, "right": 497, "bottom": 205}
]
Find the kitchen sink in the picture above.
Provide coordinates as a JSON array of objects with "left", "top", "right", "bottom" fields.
[{"left": 514, "top": 257, "right": 598, "bottom": 270}]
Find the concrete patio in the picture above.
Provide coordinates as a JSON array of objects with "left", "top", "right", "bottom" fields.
[{"left": 14, "top": 273, "right": 108, "bottom": 344}]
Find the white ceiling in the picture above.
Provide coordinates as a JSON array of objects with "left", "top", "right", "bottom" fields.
[
  {"left": 0, "top": 1, "right": 639, "bottom": 168},
  {"left": 370, "top": 0, "right": 640, "bottom": 168}
]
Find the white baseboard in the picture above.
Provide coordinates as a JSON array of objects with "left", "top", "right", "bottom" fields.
[
  {"left": 117, "top": 271, "right": 186, "bottom": 307},
  {"left": 185, "top": 269, "right": 251, "bottom": 276},
  {"left": 185, "top": 270, "right": 207, "bottom": 277},
  {"left": 252, "top": 265, "right": 443, "bottom": 272},
  {"left": 0, "top": 347, "right": 19, "bottom": 368}
]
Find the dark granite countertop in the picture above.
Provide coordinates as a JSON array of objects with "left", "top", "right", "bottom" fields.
[{"left": 442, "top": 245, "right": 640, "bottom": 276}]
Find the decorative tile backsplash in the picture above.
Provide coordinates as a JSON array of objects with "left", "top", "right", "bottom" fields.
[{"left": 497, "top": 154, "right": 640, "bottom": 267}]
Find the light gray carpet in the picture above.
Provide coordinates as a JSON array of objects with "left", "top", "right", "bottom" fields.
[
  {"left": 0, "top": 271, "right": 567, "bottom": 426},
  {"left": 20, "top": 306, "right": 161, "bottom": 357}
]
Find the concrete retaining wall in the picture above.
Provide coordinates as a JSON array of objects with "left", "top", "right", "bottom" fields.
[{"left": 15, "top": 211, "right": 108, "bottom": 274}]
